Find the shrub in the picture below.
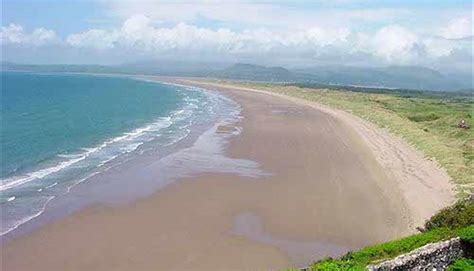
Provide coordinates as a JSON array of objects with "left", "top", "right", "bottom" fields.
[
  {"left": 424, "top": 199, "right": 474, "bottom": 230},
  {"left": 407, "top": 113, "right": 440, "bottom": 122},
  {"left": 458, "top": 225, "right": 474, "bottom": 244}
]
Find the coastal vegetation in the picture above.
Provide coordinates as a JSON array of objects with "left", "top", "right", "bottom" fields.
[
  {"left": 424, "top": 199, "right": 474, "bottom": 231},
  {"left": 209, "top": 80, "right": 474, "bottom": 196},
  {"left": 305, "top": 199, "right": 474, "bottom": 270}
]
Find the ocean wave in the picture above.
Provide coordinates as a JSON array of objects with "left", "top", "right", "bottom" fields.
[
  {"left": 45, "top": 182, "right": 58, "bottom": 189},
  {"left": 0, "top": 196, "right": 55, "bottom": 236},
  {"left": 0, "top": 155, "right": 88, "bottom": 192},
  {"left": 0, "top": 81, "right": 226, "bottom": 236},
  {"left": 0, "top": 116, "right": 177, "bottom": 192}
]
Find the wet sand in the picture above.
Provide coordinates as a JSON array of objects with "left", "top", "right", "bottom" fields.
[{"left": 2, "top": 80, "right": 453, "bottom": 270}]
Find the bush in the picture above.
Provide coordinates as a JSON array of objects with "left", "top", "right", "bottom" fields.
[
  {"left": 458, "top": 225, "right": 474, "bottom": 244},
  {"left": 424, "top": 199, "right": 474, "bottom": 230},
  {"left": 407, "top": 113, "right": 440, "bottom": 122}
]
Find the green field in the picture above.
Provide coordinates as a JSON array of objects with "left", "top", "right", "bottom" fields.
[{"left": 208, "top": 80, "right": 473, "bottom": 195}]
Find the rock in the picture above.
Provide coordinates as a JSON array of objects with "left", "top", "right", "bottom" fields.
[{"left": 367, "top": 238, "right": 463, "bottom": 271}]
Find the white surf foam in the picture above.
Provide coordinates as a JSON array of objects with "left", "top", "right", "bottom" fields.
[
  {"left": 0, "top": 116, "right": 176, "bottom": 192},
  {"left": 0, "top": 196, "right": 55, "bottom": 236},
  {"left": 0, "top": 81, "right": 219, "bottom": 236}
]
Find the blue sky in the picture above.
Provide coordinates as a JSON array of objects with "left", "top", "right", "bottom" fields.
[{"left": 1, "top": 0, "right": 472, "bottom": 71}]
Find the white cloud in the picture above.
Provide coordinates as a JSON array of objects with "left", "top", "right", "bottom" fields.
[
  {"left": 65, "top": 15, "right": 353, "bottom": 52},
  {"left": 2, "top": 9, "right": 473, "bottom": 69},
  {"left": 370, "top": 25, "right": 420, "bottom": 62},
  {"left": 61, "top": 14, "right": 473, "bottom": 67},
  {"left": 440, "top": 17, "right": 473, "bottom": 40},
  {"left": 0, "top": 24, "right": 24, "bottom": 43},
  {"left": 67, "top": 29, "right": 119, "bottom": 49},
  {"left": 0, "top": 24, "right": 59, "bottom": 46}
]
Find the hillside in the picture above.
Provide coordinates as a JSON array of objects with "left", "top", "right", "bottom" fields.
[
  {"left": 294, "top": 65, "right": 470, "bottom": 91},
  {"left": 211, "top": 63, "right": 297, "bottom": 82}
]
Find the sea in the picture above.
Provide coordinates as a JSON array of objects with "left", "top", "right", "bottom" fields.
[{"left": 0, "top": 71, "right": 247, "bottom": 236}]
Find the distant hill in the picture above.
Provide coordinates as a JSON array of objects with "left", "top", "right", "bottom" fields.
[
  {"left": 210, "top": 63, "right": 472, "bottom": 91},
  {"left": 120, "top": 60, "right": 228, "bottom": 76},
  {"left": 2, "top": 61, "right": 471, "bottom": 92},
  {"left": 294, "top": 65, "right": 471, "bottom": 91},
  {"left": 212, "top": 63, "right": 297, "bottom": 82}
]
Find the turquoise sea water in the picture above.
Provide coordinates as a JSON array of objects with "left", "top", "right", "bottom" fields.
[
  {"left": 0, "top": 71, "right": 236, "bottom": 235},
  {"left": 1, "top": 72, "right": 180, "bottom": 179}
]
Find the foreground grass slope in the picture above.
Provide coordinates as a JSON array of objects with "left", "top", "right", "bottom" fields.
[
  {"left": 305, "top": 199, "right": 474, "bottom": 270},
  {"left": 208, "top": 80, "right": 473, "bottom": 195},
  {"left": 305, "top": 226, "right": 472, "bottom": 270}
]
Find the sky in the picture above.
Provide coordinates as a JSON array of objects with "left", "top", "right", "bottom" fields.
[{"left": 1, "top": 0, "right": 473, "bottom": 72}]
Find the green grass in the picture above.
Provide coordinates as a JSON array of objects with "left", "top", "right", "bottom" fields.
[
  {"left": 304, "top": 201, "right": 474, "bottom": 270},
  {"left": 208, "top": 80, "right": 474, "bottom": 195},
  {"left": 307, "top": 227, "right": 460, "bottom": 270},
  {"left": 407, "top": 112, "right": 440, "bottom": 122},
  {"left": 448, "top": 224, "right": 474, "bottom": 271},
  {"left": 459, "top": 225, "right": 474, "bottom": 244},
  {"left": 447, "top": 258, "right": 474, "bottom": 271},
  {"left": 306, "top": 225, "right": 473, "bottom": 271}
]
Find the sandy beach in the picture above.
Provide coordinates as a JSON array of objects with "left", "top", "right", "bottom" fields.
[{"left": 1, "top": 79, "right": 454, "bottom": 270}]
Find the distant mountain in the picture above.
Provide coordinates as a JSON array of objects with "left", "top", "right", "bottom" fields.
[
  {"left": 294, "top": 65, "right": 471, "bottom": 91},
  {"left": 2, "top": 61, "right": 471, "bottom": 92},
  {"left": 210, "top": 63, "right": 471, "bottom": 91},
  {"left": 120, "top": 60, "right": 229, "bottom": 76},
  {"left": 212, "top": 63, "right": 298, "bottom": 82}
]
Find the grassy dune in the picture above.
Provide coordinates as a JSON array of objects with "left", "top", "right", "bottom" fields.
[{"left": 206, "top": 80, "right": 473, "bottom": 195}]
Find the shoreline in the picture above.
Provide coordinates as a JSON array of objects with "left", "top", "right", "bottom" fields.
[
  {"left": 2, "top": 78, "right": 455, "bottom": 270},
  {"left": 0, "top": 77, "right": 240, "bottom": 240}
]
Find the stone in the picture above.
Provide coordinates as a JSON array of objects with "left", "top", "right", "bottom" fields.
[{"left": 367, "top": 238, "right": 463, "bottom": 271}]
